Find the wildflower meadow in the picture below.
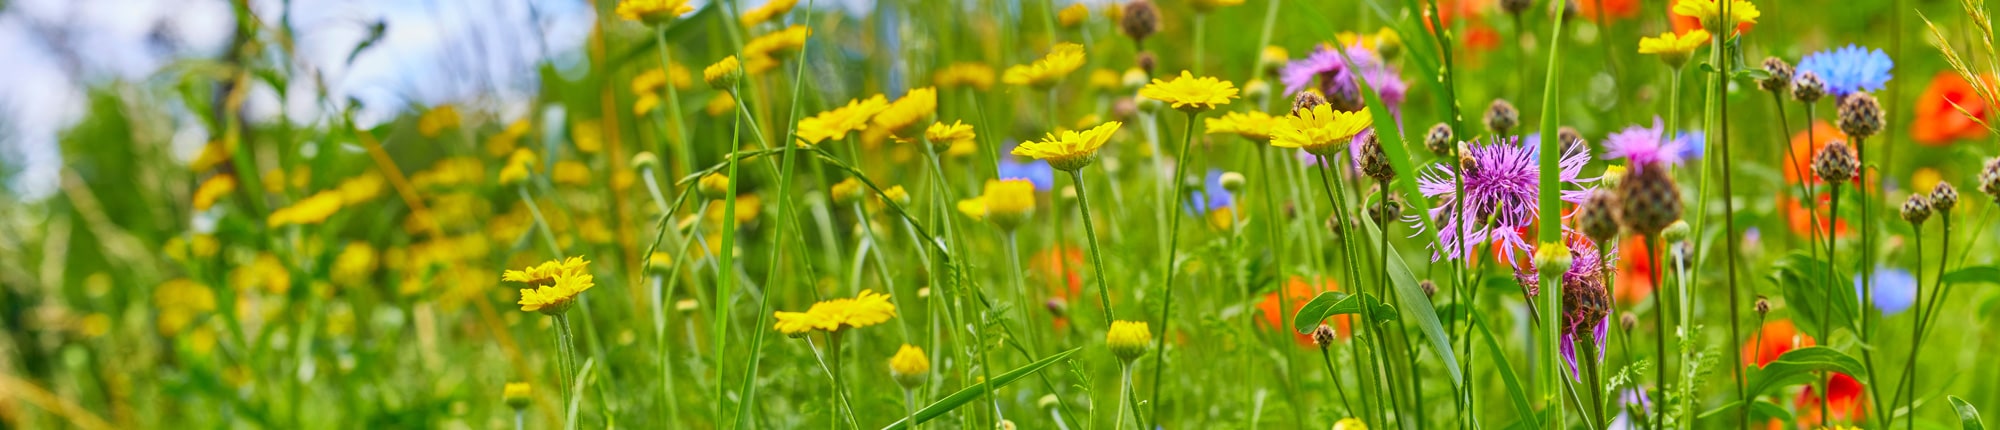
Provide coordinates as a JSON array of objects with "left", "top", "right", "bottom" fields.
[{"left": 10, "top": 0, "right": 2000, "bottom": 428}]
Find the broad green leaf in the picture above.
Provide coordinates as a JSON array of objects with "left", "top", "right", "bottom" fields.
[
  {"left": 878, "top": 347, "right": 1080, "bottom": 430},
  {"left": 1473, "top": 308, "right": 1540, "bottom": 428},
  {"left": 1292, "top": 291, "right": 1352, "bottom": 334},
  {"left": 1743, "top": 346, "right": 1867, "bottom": 400},
  {"left": 1953, "top": 396, "right": 1986, "bottom": 430},
  {"left": 1771, "top": 252, "right": 1861, "bottom": 339},
  {"left": 1943, "top": 265, "right": 2000, "bottom": 286}
]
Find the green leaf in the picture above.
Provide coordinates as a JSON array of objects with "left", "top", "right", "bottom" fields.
[
  {"left": 1743, "top": 346, "right": 1867, "bottom": 399},
  {"left": 1770, "top": 252, "right": 1861, "bottom": 339},
  {"left": 1293, "top": 291, "right": 1352, "bottom": 334},
  {"left": 1473, "top": 308, "right": 1540, "bottom": 428},
  {"left": 1952, "top": 395, "right": 1986, "bottom": 430},
  {"left": 1944, "top": 265, "right": 2000, "bottom": 286},
  {"left": 878, "top": 347, "right": 1081, "bottom": 430}
]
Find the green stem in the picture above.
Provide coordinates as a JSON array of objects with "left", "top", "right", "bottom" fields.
[
  {"left": 1068, "top": 169, "right": 1117, "bottom": 323},
  {"left": 1319, "top": 344, "right": 1357, "bottom": 417},
  {"left": 827, "top": 332, "right": 860, "bottom": 429},
  {"left": 1147, "top": 111, "right": 1201, "bottom": 424},
  {"left": 655, "top": 28, "right": 693, "bottom": 177},
  {"left": 1535, "top": 3, "right": 1568, "bottom": 428},
  {"left": 1116, "top": 364, "right": 1136, "bottom": 430}
]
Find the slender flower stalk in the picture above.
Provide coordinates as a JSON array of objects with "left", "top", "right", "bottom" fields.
[{"left": 1536, "top": 5, "right": 1569, "bottom": 427}]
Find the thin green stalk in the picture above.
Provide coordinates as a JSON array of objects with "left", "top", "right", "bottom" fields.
[
  {"left": 1648, "top": 236, "right": 1670, "bottom": 430},
  {"left": 1319, "top": 344, "right": 1357, "bottom": 416},
  {"left": 1193, "top": 13, "right": 1206, "bottom": 75},
  {"left": 1535, "top": 3, "right": 1569, "bottom": 428},
  {"left": 1820, "top": 181, "right": 1841, "bottom": 426},
  {"left": 1068, "top": 169, "right": 1117, "bottom": 323},
  {"left": 1312, "top": 155, "right": 1388, "bottom": 426},
  {"left": 1116, "top": 364, "right": 1136, "bottom": 430},
  {"left": 827, "top": 332, "right": 860, "bottom": 429},
  {"left": 903, "top": 389, "right": 920, "bottom": 430},
  {"left": 1705, "top": 20, "right": 1750, "bottom": 430},
  {"left": 1901, "top": 220, "right": 1927, "bottom": 430},
  {"left": 1147, "top": 111, "right": 1202, "bottom": 424},
  {"left": 654, "top": 28, "right": 693, "bottom": 177},
  {"left": 552, "top": 313, "right": 579, "bottom": 424},
  {"left": 1895, "top": 214, "right": 1953, "bottom": 427}
]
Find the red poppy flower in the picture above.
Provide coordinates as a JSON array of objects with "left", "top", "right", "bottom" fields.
[
  {"left": 1032, "top": 244, "right": 1086, "bottom": 331},
  {"left": 1579, "top": 0, "right": 1640, "bottom": 21},
  {"left": 1614, "top": 235, "right": 1655, "bottom": 306},
  {"left": 1743, "top": 320, "right": 1866, "bottom": 427},
  {"left": 1781, "top": 195, "right": 1850, "bottom": 239},
  {"left": 1912, "top": 71, "right": 1994, "bottom": 145},
  {"left": 1258, "top": 276, "right": 1349, "bottom": 346}
]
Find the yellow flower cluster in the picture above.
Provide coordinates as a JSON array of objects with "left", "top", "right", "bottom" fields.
[
  {"left": 1013, "top": 121, "right": 1121, "bottom": 171},
  {"left": 616, "top": 0, "right": 694, "bottom": 25},
  {"left": 1003, "top": 43, "right": 1086, "bottom": 88},
  {"left": 154, "top": 278, "right": 215, "bottom": 335},
  {"left": 1272, "top": 104, "right": 1374, "bottom": 157},
  {"left": 267, "top": 191, "right": 345, "bottom": 227},
  {"left": 797, "top": 95, "right": 889, "bottom": 145},
  {"left": 1140, "top": 71, "right": 1239, "bottom": 112},
  {"left": 411, "top": 157, "right": 486, "bottom": 189},
  {"left": 506, "top": 257, "right": 595, "bottom": 314},
  {"left": 739, "top": 0, "right": 796, "bottom": 27},
  {"left": 744, "top": 25, "right": 813, "bottom": 74},
  {"left": 873, "top": 87, "right": 938, "bottom": 139},
  {"left": 193, "top": 174, "right": 236, "bottom": 211},
  {"left": 1206, "top": 111, "right": 1281, "bottom": 141},
  {"left": 933, "top": 62, "right": 996, "bottom": 90},
  {"left": 231, "top": 253, "right": 291, "bottom": 294},
  {"left": 773, "top": 289, "right": 897, "bottom": 334}
]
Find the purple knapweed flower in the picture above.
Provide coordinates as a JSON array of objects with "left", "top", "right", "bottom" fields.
[{"left": 1412, "top": 135, "right": 1597, "bottom": 262}]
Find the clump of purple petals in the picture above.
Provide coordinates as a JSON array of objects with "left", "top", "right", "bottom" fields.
[
  {"left": 1411, "top": 135, "right": 1596, "bottom": 262},
  {"left": 1605, "top": 117, "right": 1703, "bottom": 172},
  {"left": 1280, "top": 44, "right": 1407, "bottom": 109}
]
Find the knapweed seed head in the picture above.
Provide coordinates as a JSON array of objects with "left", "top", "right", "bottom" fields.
[
  {"left": 1637, "top": 29, "right": 1710, "bottom": 69},
  {"left": 772, "top": 290, "right": 897, "bottom": 334},
  {"left": 1901, "top": 193, "right": 1932, "bottom": 225},
  {"left": 1760, "top": 57, "right": 1794, "bottom": 93},
  {"left": 1273, "top": 104, "right": 1374, "bottom": 157},
  {"left": 1983, "top": 158, "right": 2000, "bottom": 203},
  {"left": 1812, "top": 140, "right": 1858, "bottom": 183},
  {"left": 1754, "top": 296, "right": 1772, "bottom": 315},
  {"left": 1793, "top": 71, "right": 1827, "bottom": 103},
  {"left": 1311, "top": 323, "right": 1339, "bottom": 348},
  {"left": 1424, "top": 123, "right": 1454, "bottom": 156},
  {"left": 1369, "top": 193, "right": 1403, "bottom": 226},
  {"left": 889, "top": 344, "right": 930, "bottom": 389},
  {"left": 1577, "top": 188, "right": 1621, "bottom": 244},
  {"left": 1485, "top": 99, "right": 1519, "bottom": 135},
  {"left": 1419, "top": 279, "right": 1438, "bottom": 298},
  {"left": 1106, "top": 320, "right": 1153, "bottom": 362},
  {"left": 1291, "top": 91, "right": 1328, "bottom": 116},
  {"left": 698, "top": 173, "right": 731, "bottom": 200},
  {"left": 1358, "top": 132, "right": 1395, "bottom": 182},
  {"left": 1837, "top": 92, "right": 1884, "bottom": 139},
  {"left": 1014, "top": 121, "right": 1122, "bottom": 171},
  {"left": 616, "top": 0, "right": 694, "bottom": 25},
  {"left": 1120, "top": 1, "right": 1161, "bottom": 43},
  {"left": 704, "top": 56, "right": 742, "bottom": 90},
  {"left": 1616, "top": 163, "right": 1683, "bottom": 236},
  {"left": 1556, "top": 127, "right": 1586, "bottom": 154},
  {"left": 1931, "top": 182, "right": 1959, "bottom": 213},
  {"left": 1620, "top": 312, "right": 1638, "bottom": 332},
  {"left": 503, "top": 382, "right": 531, "bottom": 410},
  {"left": 1140, "top": 71, "right": 1239, "bottom": 112}
]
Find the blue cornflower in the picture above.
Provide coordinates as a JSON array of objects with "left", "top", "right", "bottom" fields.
[
  {"left": 1796, "top": 45, "right": 1893, "bottom": 97},
  {"left": 998, "top": 141, "right": 1056, "bottom": 191},
  {"left": 1184, "top": 169, "right": 1235, "bottom": 215},
  {"left": 1853, "top": 266, "right": 1916, "bottom": 315}
]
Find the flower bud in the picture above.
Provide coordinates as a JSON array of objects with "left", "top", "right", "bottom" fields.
[
  {"left": 1577, "top": 189, "right": 1621, "bottom": 244},
  {"left": 889, "top": 344, "right": 931, "bottom": 389},
  {"left": 1837, "top": 92, "right": 1884, "bottom": 140},
  {"left": 1661, "top": 220, "right": 1691, "bottom": 243},
  {"left": 1358, "top": 132, "right": 1395, "bottom": 182},
  {"left": 1485, "top": 99, "right": 1519, "bottom": 135},
  {"left": 831, "top": 178, "right": 865, "bottom": 206},
  {"left": 704, "top": 56, "right": 743, "bottom": 90},
  {"left": 503, "top": 382, "right": 532, "bottom": 410},
  {"left": 698, "top": 173, "right": 731, "bottom": 200},
  {"left": 1901, "top": 193, "right": 1933, "bottom": 225},
  {"left": 1983, "top": 158, "right": 2000, "bottom": 204},
  {"left": 1424, "top": 123, "right": 1455, "bottom": 156},
  {"left": 1930, "top": 182, "right": 1959, "bottom": 213},
  {"left": 1106, "top": 320, "right": 1153, "bottom": 363},
  {"left": 1120, "top": 1, "right": 1160, "bottom": 43},
  {"left": 1219, "top": 171, "right": 1246, "bottom": 193},
  {"left": 1811, "top": 140, "right": 1858, "bottom": 183},
  {"left": 1792, "top": 71, "right": 1827, "bottom": 103},
  {"left": 1620, "top": 312, "right": 1638, "bottom": 332},
  {"left": 1292, "top": 91, "right": 1328, "bottom": 116},
  {"left": 1754, "top": 296, "right": 1772, "bottom": 316},
  {"left": 1418, "top": 279, "right": 1437, "bottom": 298},
  {"left": 1759, "top": 57, "right": 1793, "bottom": 93},
  {"left": 1533, "top": 242, "right": 1574, "bottom": 278},
  {"left": 1312, "top": 324, "right": 1339, "bottom": 348}
]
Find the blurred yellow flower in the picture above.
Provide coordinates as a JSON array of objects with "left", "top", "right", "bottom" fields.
[
  {"left": 981, "top": 179, "right": 1036, "bottom": 230},
  {"left": 499, "top": 149, "right": 537, "bottom": 185},
  {"left": 332, "top": 242, "right": 378, "bottom": 287},
  {"left": 744, "top": 25, "right": 812, "bottom": 74},
  {"left": 1106, "top": 320, "right": 1152, "bottom": 362},
  {"left": 267, "top": 191, "right": 345, "bottom": 227},
  {"left": 508, "top": 256, "right": 595, "bottom": 314},
  {"left": 1088, "top": 69, "right": 1121, "bottom": 91},
  {"left": 336, "top": 172, "right": 385, "bottom": 204},
  {"left": 572, "top": 121, "right": 604, "bottom": 153},
  {"left": 553, "top": 160, "right": 592, "bottom": 186},
  {"left": 1014, "top": 121, "right": 1121, "bottom": 171},
  {"left": 1058, "top": 3, "right": 1089, "bottom": 27},
  {"left": 635, "top": 94, "right": 662, "bottom": 116},
  {"left": 1272, "top": 104, "right": 1373, "bottom": 157},
  {"left": 797, "top": 95, "right": 890, "bottom": 145},
  {"left": 925, "top": 120, "right": 976, "bottom": 148},
  {"left": 1638, "top": 29, "right": 1710, "bottom": 68},
  {"left": 889, "top": 344, "right": 930, "bottom": 388},
  {"left": 873, "top": 87, "right": 937, "bottom": 138},
  {"left": 1140, "top": 71, "right": 1239, "bottom": 112},
  {"left": 740, "top": 0, "right": 797, "bottom": 27},
  {"left": 411, "top": 157, "right": 486, "bottom": 189},
  {"left": 190, "top": 141, "right": 232, "bottom": 172},
  {"left": 154, "top": 279, "right": 215, "bottom": 335},
  {"left": 1003, "top": 43, "right": 1086, "bottom": 88},
  {"left": 773, "top": 289, "right": 897, "bottom": 334},
  {"left": 1333, "top": 417, "right": 1368, "bottom": 430},
  {"left": 230, "top": 253, "right": 291, "bottom": 294},
  {"left": 934, "top": 62, "right": 996, "bottom": 90},
  {"left": 704, "top": 56, "right": 742, "bottom": 90},
  {"left": 193, "top": 174, "right": 236, "bottom": 211},
  {"left": 616, "top": 0, "right": 694, "bottom": 25},
  {"left": 1261, "top": 45, "right": 1290, "bottom": 67},
  {"left": 418, "top": 105, "right": 460, "bottom": 138},
  {"left": 1192, "top": 0, "right": 1244, "bottom": 13},
  {"left": 956, "top": 197, "right": 988, "bottom": 221},
  {"left": 1206, "top": 111, "right": 1281, "bottom": 141},
  {"left": 706, "top": 92, "right": 737, "bottom": 117},
  {"left": 1672, "top": 0, "right": 1759, "bottom": 27},
  {"left": 503, "top": 382, "right": 532, "bottom": 409}
]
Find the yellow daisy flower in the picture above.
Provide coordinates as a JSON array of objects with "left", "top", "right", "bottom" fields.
[
  {"left": 980, "top": 179, "right": 1036, "bottom": 230},
  {"left": 925, "top": 120, "right": 976, "bottom": 147},
  {"left": 773, "top": 289, "right": 897, "bottom": 334},
  {"left": 418, "top": 105, "right": 460, "bottom": 138},
  {"left": 193, "top": 174, "right": 237, "bottom": 211},
  {"left": 508, "top": 256, "right": 594, "bottom": 314},
  {"left": 1333, "top": 417, "right": 1368, "bottom": 430},
  {"left": 739, "top": 0, "right": 796, "bottom": 27},
  {"left": 1013, "top": 121, "right": 1122, "bottom": 171},
  {"left": 1003, "top": 43, "right": 1086, "bottom": 88},
  {"left": 889, "top": 344, "right": 930, "bottom": 388},
  {"left": 1058, "top": 3, "right": 1089, "bottom": 27},
  {"left": 1205, "top": 111, "right": 1281, "bottom": 141},
  {"left": 1671, "top": 0, "right": 1759, "bottom": 28},
  {"left": 1140, "top": 71, "right": 1239, "bottom": 112},
  {"left": 706, "top": 92, "right": 737, "bottom": 117},
  {"left": 1272, "top": 104, "right": 1373, "bottom": 157},
  {"left": 934, "top": 62, "right": 996, "bottom": 90},
  {"left": 873, "top": 87, "right": 938, "bottom": 138},
  {"left": 503, "top": 256, "right": 590, "bottom": 284},
  {"left": 957, "top": 197, "right": 988, "bottom": 221},
  {"left": 267, "top": 191, "right": 345, "bottom": 227},
  {"left": 616, "top": 0, "right": 694, "bottom": 25},
  {"left": 797, "top": 95, "right": 890, "bottom": 145},
  {"left": 704, "top": 56, "right": 742, "bottom": 90},
  {"left": 498, "top": 148, "right": 537, "bottom": 185},
  {"left": 744, "top": 25, "right": 812, "bottom": 74},
  {"left": 1106, "top": 320, "right": 1152, "bottom": 362},
  {"left": 1637, "top": 29, "right": 1711, "bottom": 68}
]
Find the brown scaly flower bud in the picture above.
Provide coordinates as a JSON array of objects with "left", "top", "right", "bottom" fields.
[
  {"left": 1837, "top": 92, "right": 1884, "bottom": 140},
  {"left": 1557, "top": 126, "right": 1586, "bottom": 154},
  {"left": 1984, "top": 158, "right": 2000, "bottom": 203},
  {"left": 1792, "top": 71, "right": 1827, "bottom": 103},
  {"left": 1419, "top": 280, "right": 1437, "bottom": 298},
  {"left": 1358, "top": 132, "right": 1395, "bottom": 182},
  {"left": 1759, "top": 57, "right": 1794, "bottom": 93},
  {"left": 1327, "top": 80, "right": 1366, "bottom": 112},
  {"left": 1136, "top": 52, "right": 1157, "bottom": 76},
  {"left": 1901, "top": 193, "right": 1933, "bottom": 225},
  {"left": 1930, "top": 182, "right": 1959, "bottom": 213},
  {"left": 1291, "top": 91, "right": 1328, "bottom": 116},
  {"left": 1619, "top": 312, "right": 1638, "bottom": 332},
  {"left": 1121, "top": 1, "right": 1160, "bottom": 44},
  {"left": 1753, "top": 295, "right": 1772, "bottom": 316},
  {"left": 1369, "top": 193, "right": 1403, "bottom": 226},
  {"left": 1576, "top": 188, "right": 1621, "bottom": 244},
  {"left": 1616, "top": 165, "right": 1683, "bottom": 236},
  {"left": 1425, "top": 123, "right": 1455, "bottom": 156},
  {"left": 1499, "top": 0, "right": 1532, "bottom": 16},
  {"left": 1312, "top": 324, "right": 1339, "bottom": 348},
  {"left": 1485, "top": 99, "right": 1519, "bottom": 135},
  {"left": 1812, "top": 140, "right": 1858, "bottom": 183}
]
